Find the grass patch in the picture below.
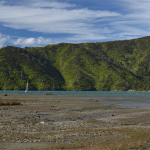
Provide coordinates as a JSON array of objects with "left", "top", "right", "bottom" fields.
[
  {"left": 0, "top": 123, "right": 7, "bottom": 125},
  {"left": 43, "top": 93, "right": 55, "bottom": 95},
  {"left": 113, "top": 127, "right": 150, "bottom": 144},
  {"left": 0, "top": 99, "right": 21, "bottom": 106},
  {"left": 29, "top": 127, "right": 150, "bottom": 150},
  {"left": 30, "top": 138, "right": 145, "bottom": 150}
]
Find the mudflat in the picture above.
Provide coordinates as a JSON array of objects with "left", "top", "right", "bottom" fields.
[{"left": 0, "top": 94, "right": 150, "bottom": 150}]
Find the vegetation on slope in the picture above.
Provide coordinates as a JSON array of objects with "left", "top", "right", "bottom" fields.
[
  {"left": 1, "top": 36, "right": 150, "bottom": 91},
  {"left": 0, "top": 46, "right": 65, "bottom": 90}
]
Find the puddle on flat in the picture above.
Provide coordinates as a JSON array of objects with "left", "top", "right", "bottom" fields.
[
  {"left": 36, "top": 112, "right": 118, "bottom": 123},
  {"left": 81, "top": 93, "right": 150, "bottom": 109},
  {"left": 71, "top": 106, "right": 112, "bottom": 111},
  {"left": 59, "top": 107, "right": 83, "bottom": 113},
  {"left": 59, "top": 106, "right": 110, "bottom": 113},
  {"left": 71, "top": 107, "right": 83, "bottom": 110},
  {"left": 58, "top": 107, "right": 112, "bottom": 117},
  {"left": 38, "top": 112, "right": 55, "bottom": 115},
  {"left": 24, "top": 106, "right": 117, "bottom": 123},
  {"left": 82, "top": 98, "right": 150, "bottom": 109},
  {"left": 65, "top": 141, "right": 72, "bottom": 144},
  {"left": 26, "top": 112, "right": 56, "bottom": 115},
  {"left": 24, "top": 112, "right": 56, "bottom": 123}
]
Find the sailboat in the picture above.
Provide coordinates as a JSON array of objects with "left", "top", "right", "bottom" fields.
[{"left": 25, "top": 81, "right": 28, "bottom": 92}]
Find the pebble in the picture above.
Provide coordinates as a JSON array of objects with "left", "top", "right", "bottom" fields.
[{"left": 1, "top": 103, "right": 150, "bottom": 150}]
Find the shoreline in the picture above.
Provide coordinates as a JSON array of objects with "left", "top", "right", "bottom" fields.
[{"left": 0, "top": 94, "right": 150, "bottom": 149}]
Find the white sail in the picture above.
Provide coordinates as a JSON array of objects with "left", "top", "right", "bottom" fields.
[{"left": 25, "top": 81, "right": 28, "bottom": 92}]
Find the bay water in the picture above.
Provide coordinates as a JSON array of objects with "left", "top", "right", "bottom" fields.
[{"left": 0, "top": 90, "right": 150, "bottom": 109}]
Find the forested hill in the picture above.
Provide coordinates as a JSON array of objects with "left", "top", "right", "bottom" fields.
[{"left": 1, "top": 36, "right": 150, "bottom": 91}]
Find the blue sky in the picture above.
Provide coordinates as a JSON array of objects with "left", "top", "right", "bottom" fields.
[{"left": 0, "top": 0, "right": 150, "bottom": 48}]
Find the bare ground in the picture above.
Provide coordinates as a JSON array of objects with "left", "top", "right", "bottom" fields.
[{"left": 0, "top": 94, "right": 150, "bottom": 150}]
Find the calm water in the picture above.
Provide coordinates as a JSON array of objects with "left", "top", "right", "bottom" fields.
[
  {"left": 1, "top": 90, "right": 150, "bottom": 109},
  {"left": 0, "top": 90, "right": 150, "bottom": 95}
]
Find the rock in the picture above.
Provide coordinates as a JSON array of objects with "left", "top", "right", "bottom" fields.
[{"left": 4, "top": 93, "right": 7, "bottom": 96}]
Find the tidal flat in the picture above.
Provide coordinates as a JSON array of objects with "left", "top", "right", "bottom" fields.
[{"left": 1, "top": 94, "right": 150, "bottom": 150}]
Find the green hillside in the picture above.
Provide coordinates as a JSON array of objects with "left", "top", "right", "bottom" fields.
[{"left": 1, "top": 36, "right": 150, "bottom": 91}]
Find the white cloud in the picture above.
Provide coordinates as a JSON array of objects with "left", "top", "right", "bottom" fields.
[
  {"left": 0, "top": 1, "right": 5, "bottom": 5},
  {"left": 12, "top": 37, "right": 52, "bottom": 47},
  {"left": 1, "top": 0, "right": 150, "bottom": 46},
  {"left": 101, "top": 0, "right": 150, "bottom": 40},
  {"left": 119, "top": 0, "right": 150, "bottom": 20},
  {"left": 120, "top": 0, "right": 150, "bottom": 24},
  {"left": 0, "top": 33, "right": 9, "bottom": 48},
  {"left": 14, "top": 38, "right": 35, "bottom": 45},
  {"left": 121, "top": 0, "right": 150, "bottom": 11},
  {"left": 0, "top": 0, "right": 120, "bottom": 36},
  {"left": 37, "top": 37, "right": 51, "bottom": 44},
  {"left": 29, "top": 0, "right": 76, "bottom": 8}
]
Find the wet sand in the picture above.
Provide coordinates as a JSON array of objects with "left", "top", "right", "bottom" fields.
[{"left": 0, "top": 94, "right": 150, "bottom": 150}]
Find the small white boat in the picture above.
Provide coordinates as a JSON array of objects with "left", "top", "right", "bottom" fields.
[{"left": 25, "top": 81, "right": 28, "bottom": 92}]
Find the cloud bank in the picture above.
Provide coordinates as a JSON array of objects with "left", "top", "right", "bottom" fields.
[
  {"left": 0, "top": 33, "right": 9, "bottom": 48},
  {"left": 0, "top": 0, "right": 121, "bottom": 46},
  {"left": 0, "top": 0, "right": 150, "bottom": 47},
  {"left": 13, "top": 37, "right": 52, "bottom": 46},
  {"left": 0, "top": 0, "right": 120, "bottom": 34}
]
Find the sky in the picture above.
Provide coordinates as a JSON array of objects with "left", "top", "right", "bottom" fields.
[{"left": 0, "top": 0, "right": 150, "bottom": 48}]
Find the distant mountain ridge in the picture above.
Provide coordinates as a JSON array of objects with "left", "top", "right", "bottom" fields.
[{"left": 1, "top": 36, "right": 150, "bottom": 91}]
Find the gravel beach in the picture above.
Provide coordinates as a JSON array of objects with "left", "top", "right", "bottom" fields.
[{"left": 0, "top": 94, "right": 150, "bottom": 150}]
